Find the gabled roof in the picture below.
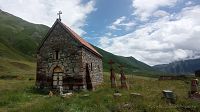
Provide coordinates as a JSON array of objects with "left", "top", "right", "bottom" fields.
[{"left": 38, "top": 19, "right": 102, "bottom": 58}]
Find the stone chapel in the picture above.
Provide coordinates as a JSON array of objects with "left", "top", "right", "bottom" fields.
[{"left": 36, "top": 18, "right": 103, "bottom": 91}]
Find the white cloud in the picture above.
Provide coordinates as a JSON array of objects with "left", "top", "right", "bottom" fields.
[
  {"left": 185, "top": 1, "right": 194, "bottom": 6},
  {"left": 99, "top": 5, "right": 200, "bottom": 65},
  {"left": 132, "top": 0, "right": 177, "bottom": 21},
  {"left": 108, "top": 16, "right": 135, "bottom": 30},
  {"left": 0, "top": 0, "right": 95, "bottom": 35},
  {"left": 99, "top": 36, "right": 112, "bottom": 48},
  {"left": 153, "top": 10, "right": 170, "bottom": 18},
  {"left": 105, "top": 32, "right": 112, "bottom": 36}
]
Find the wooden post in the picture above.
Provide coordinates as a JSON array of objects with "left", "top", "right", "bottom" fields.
[{"left": 108, "top": 60, "right": 117, "bottom": 88}]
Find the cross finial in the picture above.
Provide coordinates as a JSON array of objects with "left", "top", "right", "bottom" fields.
[
  {"left": 57, "top": 11, "right": 62, "bottom": 21},
  {"left": 108, "top": 59, "right": 115, "bottom": 69}
]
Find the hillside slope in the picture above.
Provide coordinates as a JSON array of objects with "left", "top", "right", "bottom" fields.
[
  {"left": 0, "top": 9, "right": 157, "bottom": 76},
  {"left": 0, "top": 9, "right": 49, "bottom": 60},
  {"left": 153, "top": 58, "right": 200, "bottom": 74},
  {"left": 94, "top": 46, "right": 157, "bottom": 75}
]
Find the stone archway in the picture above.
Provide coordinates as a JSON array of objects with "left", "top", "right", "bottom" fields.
[{"left": 52, "top": 66, "right": 63, "bottom": 88}]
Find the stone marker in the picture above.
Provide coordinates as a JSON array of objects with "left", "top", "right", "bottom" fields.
[
  {"left": 113, "top": 93, "right": 122, "bottom": 98},
  {"left": 119, "top": 65, "right": 128, "bottom": 89},
  {"left": 59, "top": 86, "right": 63, "bottom": 95},
  {"left": 113, "top": 90, "right": 122, "bottom": 99},
  {"left": 190, "top": 92, "right": 200, "bottom": 101},
  {"left": 162, "top": 90, "right": 176, "bottom": 104},
  {"left": 49, "top": 91, "right": 53, "bottom": 97},
  {"left": 109, "top": 60, "right": 117, "bottom": 88},
  {"left": 191, "top": 79, "right": 199, "bottom": 94},
  {"left": 130, "top": 93, "right": 142, "bottom": 98},
  {"left": 129, "top": 92, "right": 143, "bottom": 105},
  {"left": 59, "top": 86, "right": 73, "bottom": 98},
  {"left": 82, "top": 94, "right": 90, "bottom": 97}
]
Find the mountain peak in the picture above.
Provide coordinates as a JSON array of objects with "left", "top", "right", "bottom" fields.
[{"left": 153, "top": 58, "right": 200, "bottom": 74}]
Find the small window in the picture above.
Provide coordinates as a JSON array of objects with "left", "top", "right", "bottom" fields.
[
  {"left": 91, "top": 63, "right": 93, "bottom": 71},
  {"left": 55, "top": 50, "right": 59, "bottom": 60}
]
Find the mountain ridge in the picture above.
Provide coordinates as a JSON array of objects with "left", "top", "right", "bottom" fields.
[
  {"left": 153, "top": 58, "right": 200, "bottom": 74},
  {"left": 0, "top": 9, "right": 158, "bottom": 76}
]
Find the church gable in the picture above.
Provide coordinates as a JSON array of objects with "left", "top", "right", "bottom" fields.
[
  {"left": 38, "top": 19, "right": 102, "bottom": 58},
  {"left": 38, "top": 20, "right": 80, "bottom": 55}
]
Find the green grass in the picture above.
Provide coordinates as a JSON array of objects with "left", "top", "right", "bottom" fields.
[
  {"left": 0, "top": 58, "right": 35, "bottom": 79},
  {"left": 0, "top": 71, "right": 199, "bottom": 112}
]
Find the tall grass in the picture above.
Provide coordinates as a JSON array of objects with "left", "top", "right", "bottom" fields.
[{"left": 0, "top": 72, "right": 199, "bottom": 112}]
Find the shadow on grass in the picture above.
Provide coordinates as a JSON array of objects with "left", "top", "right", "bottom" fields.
[
  {"left": 25, "top": 86, "right": 50, "bottom": 95},
  {"left": 0, "top": 75, "right": 18, "bottom": 80}
]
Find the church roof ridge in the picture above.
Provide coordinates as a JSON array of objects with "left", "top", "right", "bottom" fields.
[{"left": 57, "top": 20, "right": 102, "bottom": 58}]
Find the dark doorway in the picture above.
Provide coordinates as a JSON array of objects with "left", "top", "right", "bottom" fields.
[{"left": 86, "top": 63, "right": 93, "bottom": 90}]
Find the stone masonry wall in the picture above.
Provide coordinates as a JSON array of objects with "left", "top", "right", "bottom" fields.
[
  {"left": 81, "top": 48, "right": 103, "bottom": 89},
  {"left": 36, "top": 23, "right": 83, "bottom": 90}
]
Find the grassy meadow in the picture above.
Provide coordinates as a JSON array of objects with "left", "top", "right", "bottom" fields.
[{"left": 0, "top": 59, "right": 200, "bottom": 112}]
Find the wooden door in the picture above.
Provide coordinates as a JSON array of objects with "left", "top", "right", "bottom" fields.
[{"left": 52, "top": 67, "right": 63, "bottom": 88}]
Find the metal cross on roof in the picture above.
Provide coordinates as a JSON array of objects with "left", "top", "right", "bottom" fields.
[{"left": 57, "top": 11, "right": 62, "bottom": 21}]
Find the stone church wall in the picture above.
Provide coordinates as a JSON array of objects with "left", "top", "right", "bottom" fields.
[
  {"left": 36, "top": 21, "right": 103, "bottom": 91},
  {"left": 36, "top": 23, "right": 83, "bottom": 89},
  {"left": 81, "top": 48, "right": 103, "bottom": 89}
]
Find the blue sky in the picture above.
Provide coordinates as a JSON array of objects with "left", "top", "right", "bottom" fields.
[
  {"left": 84, "top": 0, "right": 133, "bottom": 39},
  {"left": 0, "top": 0, "right": 200, "bottom": 65}
]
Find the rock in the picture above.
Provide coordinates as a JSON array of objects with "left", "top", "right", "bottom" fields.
[
  {"left": 122, "top": 103, "right": 131, "bottom": 109},
  {"left": 82, "top": 94, "right": 90, "bottom": 97},
  {"left": 61, "top": 92, "right": 73, "bottom": 98},
  {"left": 113, "top": 93, "right": 122, "bottom": 98},
  {"left": 130, "top": 93, "right": 142, "bottom": 97},
  {"left": 49, "top": 91, "right": 53, "bottom": 97},
  {"left": 190, "top": 92, "right": 200, "bottom": 101},
  {"left": 162, "top": 90, "right": 176, "bottom": 104}
]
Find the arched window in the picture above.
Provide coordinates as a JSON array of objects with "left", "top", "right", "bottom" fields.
[{"left": 91, "top": 63, "right": 93, "bottom": 71}]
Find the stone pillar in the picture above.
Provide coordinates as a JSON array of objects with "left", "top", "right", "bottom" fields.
[
  {"left": 59, "top": 86, "right": 63, "bottom": 95},
  {"left": 119, "top": 65, "right": 128, "bottom": 89},
  {"left": 110, "top": 68, "right": 117, "bottom": 88},
  {"left": 109, "top": 60, "right": 117, "bottom": 88},
  {"left": 191, "top": 79, "right": 199, "bottom": 94}
]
